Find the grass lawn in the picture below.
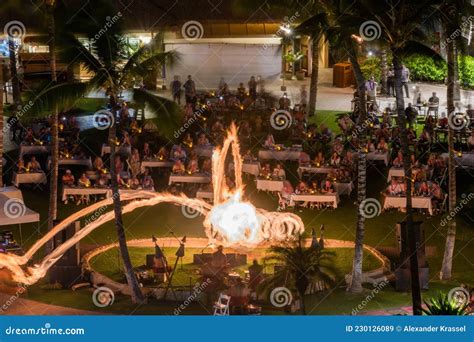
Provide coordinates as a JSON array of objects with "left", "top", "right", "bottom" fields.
[{"left": 3, "top": 108, "right": 474, "bottom": 315}]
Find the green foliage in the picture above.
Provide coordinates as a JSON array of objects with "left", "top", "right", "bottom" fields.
[
  {"left": 360, "top": 57, "right": 381, "bottom": 82},
  {"left": 459, "top": 55, "right": 474, "bottom": 89},
  {"left": 284, "top": 51, "right": 304, "bottom": 63},
  {"left": 403, "top": 54, "right": 447, "bottom": 82},
  {"left": 422, "top": 292, "right": 469, "bottom": 315}
]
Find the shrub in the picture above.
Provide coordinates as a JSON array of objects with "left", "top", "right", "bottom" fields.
[
  {"left": 403, "top": 54, "right": 447, "bottom": 82},
  {"left": 360, "top": 56, "right": 382, "bottom": 82},
  {"left": 459, "top": 55, "right": 474, "bottom": 88}
]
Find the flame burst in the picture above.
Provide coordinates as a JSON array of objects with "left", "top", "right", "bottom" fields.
[{"left": 0, "top": 123, "right": 304, "bottom": 285}]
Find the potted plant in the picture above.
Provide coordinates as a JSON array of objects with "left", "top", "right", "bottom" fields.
[{"left": 284, "top": 51, "right": 304, "bottom": 80}]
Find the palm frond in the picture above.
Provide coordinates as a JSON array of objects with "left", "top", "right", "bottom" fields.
[
  {"left": 133, "top": 88, "right": 183, "bottom": 140},
  {"left": 23, "top": 82, "right": 90, "bottom": 118}
]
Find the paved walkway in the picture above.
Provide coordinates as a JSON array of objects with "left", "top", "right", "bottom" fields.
[{"left": 0, "top": 292, "right": 101, "bottom": 315}]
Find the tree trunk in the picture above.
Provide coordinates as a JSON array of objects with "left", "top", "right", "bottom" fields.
[
  {"left": 0, "top": 62, "right": 3, "bottom": 187},
  {"left": 308, "top": 36, "right": 320, "bottom": 118},
  {"left": 348, "top": 43, "right": 367, "bottom": 294},
  {"left": 380, "top": 49, "right": 388, "bottom": 96},
  {"left": 392, "top": 52, "right": 422, "bottom": 315},
  {"left": 440, "top": 40, "right": 457, "bottom": 280},
  {"left": 108, "top": 106, "right": 144, "bottom": 304},
  {"left": 8, "top": 37, "right": 21, "bottom": 109},
  {"left": 47, "top": 6, "right": 59, "bottom": 235}
]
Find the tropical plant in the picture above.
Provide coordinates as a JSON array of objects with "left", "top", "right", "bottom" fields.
[
  {"left": 258, "top": 237, "right": 338, "bottom": 314},
  {"left": 422, "top": 292, "right": 469, "bottom": 315},
  {"left": 360, "top": 0, "right": 446, "bottom": 314},
  {"left": 24, "top": 0, "right": 182, "bottom": 303},
  {"left": 439, "top": 0, "right": 473, "bottom": 281}
]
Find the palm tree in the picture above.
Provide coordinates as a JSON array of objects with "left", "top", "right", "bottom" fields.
[
  {"left": 0, "top": 60, "right": 4, "bottom": 187},
  {"left": 259, "top": 237, "right": 338, "bottom": 314},
  {"left": 46, "top": 0, "right": 59, "bottom": 235},
  {"left": 361, "top": 0, "right": 443, "bottom": 314},
  {"left": 439, "top": 0, "right": 472, "bottom": 280},
  {"left": 294, "top": 13, "right": 330, "bottom": 118},
  {"left": 24, "top": 0, "right": 181, "bottom": 303},
  {"left": 422, "top": 292, "right": 469, "bottom": 315}
]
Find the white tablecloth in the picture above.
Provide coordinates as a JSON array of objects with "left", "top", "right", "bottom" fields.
[
  {"left": 256, "top": 179, "right": 284, "bottom": 192},
  {"left": 242, "top": 162, "right": 261, "bottom": 176},
  {"left": 366, "top": 152, "right": 389, "bottom": 166},
  {"left": 48, "top": 158, "right": 93, "bottom": 170},
  {"left": 168, "top": 174, "right": 211, "bottom": 185},
  {"left": 141, "top": 160, "right": 174, "bottom": 173},
  {"left": 62, "top": 187, "right": 147, "bottom": 201},
  {"left": 196, "top": 190, "right": 213, "bottom": 200},
  {"left": 12, "top": 172, "right": 47, "bottom": 187},
  {"left": 258, "top": 149, "right": 301, "bottom": 161},
  {"left": 193, "top": 146, "right": 214, "bottom": 157},
  {"left": 441, "top": 153, "right": 474, "bottom": 168},
  {"left": 19, "top": 145, "right": 50, "bottom": 157},
  {"left": 387, "top": 167, "right": 404, "bottom": 180},
  {"left": 289, "top": 193, "right": 339, "bottom": 208},
  {"left": 62, "top": 187, "right": 109, "bottom": 201},
  {"left": 383, "top": 196, "right": 433, "bottom": 215},
  {"left": 0, "top": 186, "right": 23, "bottom": 200},
  {"left": 297, "top": 166, "right": 336, "bottom": 177},
  {"left": 334, "top": 182, "right": 353, "bottom": 196},
  {"left": 101, "top": 144, "right": 132, "bottom": 156}
]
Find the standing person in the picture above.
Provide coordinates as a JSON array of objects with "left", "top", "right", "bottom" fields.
[
  {"left": 248, "top": 76, "right": 257, "bottom": 100},
  {"left": 365, "top": 76, "right": 377, "bottom": 102},
  {"left": 401, "top": 64, "right": 410, "bottom": 98},
  {"left": 387, "top": 67, "right": 395, "bottom": 96},
  {"left": 183, "top": 75, "right": 196, "bottom": 104},
  {"left": 171, "top": 76, "right": 182, "bottom": 105}
]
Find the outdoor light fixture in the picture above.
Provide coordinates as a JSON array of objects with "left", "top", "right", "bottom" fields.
[{"left": 279, "top": 25, "right": 292, "bottom": 35}]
